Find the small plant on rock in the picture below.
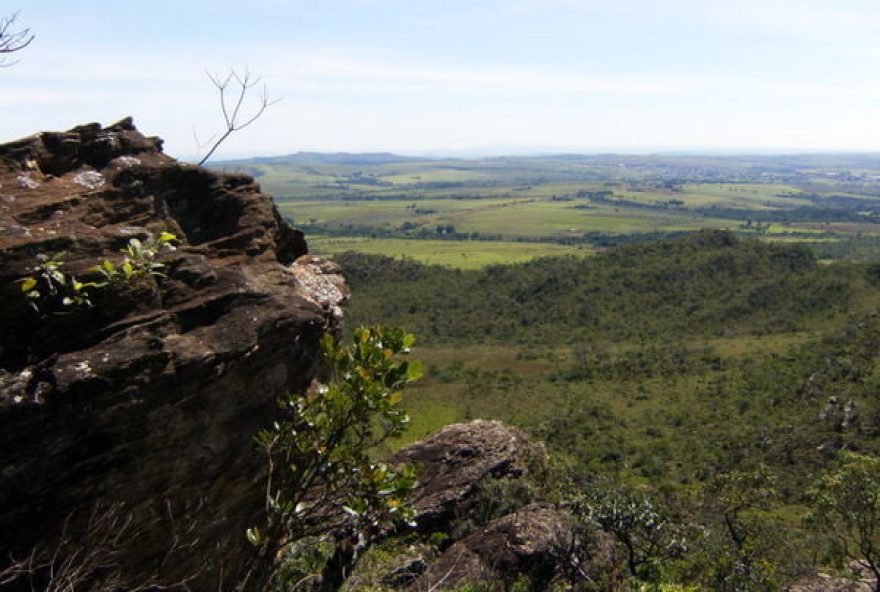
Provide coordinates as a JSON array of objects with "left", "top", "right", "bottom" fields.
[
  {"left": 18, "top": 251, "right": 93, "bottom": 310},
  {"left": 16, "top": 231, "right": 177, "bottom": 313},
  {"left": 91, "top": 232, "right": 177, "bottom": 287}
]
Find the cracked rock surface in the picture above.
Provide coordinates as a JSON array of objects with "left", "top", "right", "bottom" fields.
[{"left": 0, "top": 119, "right": 347, "bottom": 589}]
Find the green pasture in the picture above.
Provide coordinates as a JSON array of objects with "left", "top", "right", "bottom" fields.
[
  {"left": 447, "top": 201, "right": 739, "bottom": 237},
  {"left": 279, "top": 194, "right": 748, "bottom": 240},
  {"left": 279, "top": 199, "right": 424, "bottom": 227},
  {"left": 378, "top": 168, "right": 495, "bottom": 184},
  {"left": 277, "top": 197, "right": 532, "bottom": 228},
  {"left": 243, "top": 154, "right": 880, "bottom": 251},
  {"left": 792, "top": 221, "right": 880, "bottom": 235},
  {"left": 309, "top": 236, "right": 592, "bottom": 269}
]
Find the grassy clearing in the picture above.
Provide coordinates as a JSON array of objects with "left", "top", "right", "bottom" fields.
[
  {"left": 700, "top": 332, "right": 815, "bottom": 357},
  {"left": 309, "top": 236, "right": 592, "bottom": 269}
]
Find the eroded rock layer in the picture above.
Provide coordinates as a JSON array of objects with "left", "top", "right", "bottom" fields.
[{"left": 0, "top": 119, "right": 347, "bottom": 590}]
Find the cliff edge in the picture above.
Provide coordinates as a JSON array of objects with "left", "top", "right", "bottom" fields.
[{"left": 0, "top": 119, "right": 347, "bottom": 590}]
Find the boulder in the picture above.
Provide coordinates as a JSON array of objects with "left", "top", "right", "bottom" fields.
[
  {"left": 408, "top": 504, "right": 614, "bottom": 591},
  {"left": 389, "top": 420, "right": 542, "bottom": 533},
  {"left": 788, "top": 574, "right": 873, "bottom": 592},
  {"left": 0, "top": 120, "right": 346, "bottom": 590},
  {"left": 789, "top": 562, "right": 878, "bottom": 592}
]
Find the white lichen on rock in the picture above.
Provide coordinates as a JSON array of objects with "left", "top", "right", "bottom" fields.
[
  {"left": 17, "top": 174, "right": 39, "bottom": 189},
  {"left": 73, "top": 170, "right": 105, "bottom": 190},
  {"left": 112, "top": 155, "right": 141, "bottom": 168},
  {"left": 0, "top": 368, "right": 34, "bottom": 405},
  {"left": 72, "top": 360, "right": 93, "bottom": 376},
  {"left": 289, "top": 256, "right": 349, "bottom": 311}
]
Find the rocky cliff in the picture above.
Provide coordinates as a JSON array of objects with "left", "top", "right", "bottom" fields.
[{"left": 0, "top": 119, "right": 347, "bottom": 590}]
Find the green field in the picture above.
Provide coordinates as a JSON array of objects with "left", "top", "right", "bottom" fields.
[
  {"left": 217, "top": 152, "right": 880, "bottom": 266},
  {"left": 309, "top": 236, "right": 591, "bottom": 269}
]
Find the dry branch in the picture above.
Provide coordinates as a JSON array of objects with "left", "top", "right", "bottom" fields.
[
  {"left": 197, "top": 67, "right": 280, "bottom": 166},
  {"left": 0, "top": 12, "right": 34, "bottom": 67}
]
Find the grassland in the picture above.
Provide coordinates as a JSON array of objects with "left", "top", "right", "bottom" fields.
[{"left": 309, "top": 236, "right": 591, "bottom": 269}]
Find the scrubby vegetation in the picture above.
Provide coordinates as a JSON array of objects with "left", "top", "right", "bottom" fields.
[
  {"left": 322, "top": 231, "right": 880, "bottom": 590},
  {"left": 337, "top": 231, "right": 857, "bottom": 344}
]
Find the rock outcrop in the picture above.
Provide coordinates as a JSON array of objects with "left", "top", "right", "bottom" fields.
[
  {"left": 408, "top": 505, "right": 578, "bottom": 591},
  {"left": 0, "top": 120, "right": 347, "bottom": 590},
  {"left": 379, "top": 421, "right": 615, "bottom": 592},
  {"left": 789, "top": 562, "right": 878, "bottom": 592},
  {"left": 789, "top": 575, "right": 873, "bottom": 592},
  {"left": 389, "top": 419, "right": 542, "bottom": 533}
]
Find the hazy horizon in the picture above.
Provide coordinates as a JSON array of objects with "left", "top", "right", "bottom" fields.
[
  {"left": 5, "top": 1, "right": 880, "bottom": 160},
  {"left": 214, "top": 145, "right": 880, "bottom": 162}
]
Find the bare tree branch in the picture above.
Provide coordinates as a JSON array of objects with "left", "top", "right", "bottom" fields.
[
  {"left": 197, "top": 67, "right": 280, "bottom": 166},
  {"left": 0, "top": 11, "right": 34, "bottom": 67}
]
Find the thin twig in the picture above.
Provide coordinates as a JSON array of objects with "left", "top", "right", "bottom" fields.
[
  {"left": 0, "top": 11, "right": 34, "bottom": 67},
  {"left": 197, "top": 67, "right": 280, "bottom": 166}
]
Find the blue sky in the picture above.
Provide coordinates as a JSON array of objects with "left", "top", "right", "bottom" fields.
[{"left": 3, "top": 0, "right": 880, "bottom": 158}]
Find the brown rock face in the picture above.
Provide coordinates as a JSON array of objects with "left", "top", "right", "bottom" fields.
[
  {"left": 0, "top": 120, "right": 346, "bottom": 589},
  {"left": 389, "top": 420, "right": 542, "bottom": 534}
]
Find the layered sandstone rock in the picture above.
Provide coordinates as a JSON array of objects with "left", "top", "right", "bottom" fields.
[{"left": 0, "top": 119, "right": 346, "bottom": 590}]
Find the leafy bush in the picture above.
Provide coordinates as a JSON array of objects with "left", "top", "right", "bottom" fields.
[
  {"left": 809, "top": 451, "right": 880, "bottom": 587},
  {"left": 257, "top": 326, "right": 423, "bottom": 591}
]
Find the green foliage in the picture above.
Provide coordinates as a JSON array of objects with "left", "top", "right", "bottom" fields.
[
  {"left": 258, "top": 326, "right": 422, "bottom": 589},
  {"left": 18, "top": 251, "right": 95, "bottom": 310},
  {"left": 809, "top": 451, "right": 880, "bottom": 581},
  {"left": 16, "top": 232, "right": 177, "bottom": 313},
  {"left": 299, "top": 233, "right": 880, "bottom": 589},
  {"left": 91, "top": 231, "right": 177, "bottom": 286},
  {"left": 339, "top": 534, "right": 442, "bottom": 591},
  {"left": 580, "top": 488, "right": 690, "bottom": 581},
  {"left": 632, "top": 584, "right": 702, "bottom": 592},
  {"left": 703, "top": 467, "right": 778, "bottom": 549},
  {"left": 272, "top": 537, "right": 336, "bottom": 592},
  {"left": 696, "top": 466, "right": 786, "bottom": 591},
  {"left": 337, "top": 232, "right": 854, "bottom": 346}
]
